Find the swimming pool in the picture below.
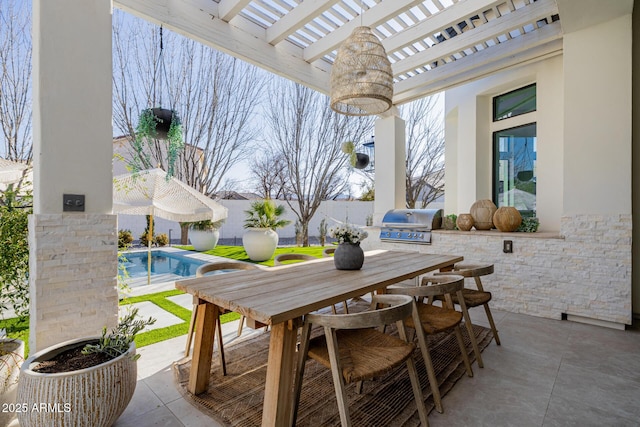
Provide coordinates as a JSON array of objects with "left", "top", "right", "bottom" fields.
[{"left": 119, "top": 250, "right": 207, "bottom": 286}]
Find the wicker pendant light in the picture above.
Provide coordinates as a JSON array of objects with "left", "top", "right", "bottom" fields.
[{"left": 330, "top": 26, "right": 394, "bottom": 116}]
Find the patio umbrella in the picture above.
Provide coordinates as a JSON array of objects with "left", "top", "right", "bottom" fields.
[
  {"left": 0, "top": 158, "right": 31, "bottom": 192},
  {"left": 113, "top": 168, "right": 227, "bottom": 284}
]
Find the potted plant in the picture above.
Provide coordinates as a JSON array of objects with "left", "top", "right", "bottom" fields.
[
  {"left": 328, "top": 223, "right": 369, "bottom": 270},
  {"left": 131, "top": 107, "right": 184, "bottom": 178},
  {"left": 242, "top": 200, "right": 291, "bottom": 261},
  {"left": 16, "top": 308, "right": 155, "bottom": 427},
  {"left": 341, "top": 141, "right": 370, "bottom": 170},
  {"left": 188, "top": 219, "right": 224, "bottom": 252}
]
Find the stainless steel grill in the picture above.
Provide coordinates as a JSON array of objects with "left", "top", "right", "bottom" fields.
[{"left": 379, "top": 209, "right": 443, "bottom": 244}]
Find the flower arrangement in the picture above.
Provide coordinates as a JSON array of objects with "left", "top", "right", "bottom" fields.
[{"left": 328, "top": 223, "right": 368, "bottom": 244}]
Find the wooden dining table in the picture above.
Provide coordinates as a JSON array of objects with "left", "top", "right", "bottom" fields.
[{"left": 175, "top": 249, "right": 463, "bottom": 427}]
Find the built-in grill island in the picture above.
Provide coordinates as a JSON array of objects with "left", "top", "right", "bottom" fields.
[{"left": 379, "top": 209, "right": 443, "bottom": 244}]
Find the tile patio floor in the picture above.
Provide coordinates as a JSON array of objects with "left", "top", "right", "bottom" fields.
[{"left": 113, "top": 300, "right": 640, "bottom": 427}]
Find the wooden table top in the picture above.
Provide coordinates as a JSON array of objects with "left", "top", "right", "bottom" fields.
[{"left": 176, "top": 250, "right": 463, "bottom": 326}]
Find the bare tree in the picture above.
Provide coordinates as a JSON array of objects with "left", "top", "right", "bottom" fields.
[
  {"left": 262, "top": 80, "right": 373, "bottom": 245},
  {"left": 0, "top": 0, "right": 32, "bottom": 163},
  {"left": 251, "top": 150, "right": 287, "bottom": 199},
  {"left": 112, "top": 11, "right": 264, "bottom": 196},
  {"left": 403, "top": 94, "right": 445, "bottom": 208}
]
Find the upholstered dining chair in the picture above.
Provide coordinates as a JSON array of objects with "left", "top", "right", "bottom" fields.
[
  {"left": 184, "top": 261, "right": 260, "bottom": 375},
  {"left": 387, "top": 274, "right": 475, "bottom": 414},
  {"left": 436, "top": 263, "right": 501, "bottom": 351},
  {"left": 273, "top": 253, "right": 317, "bottom": 265},
  {"left": 292, "top": 294, "right": 430, "bottom": 427}
]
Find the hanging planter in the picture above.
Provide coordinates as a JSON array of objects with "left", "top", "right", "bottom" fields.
[
  {"left": 341, "top": 141, "right": 370, "bottom": 170},
  {"left": 133, "top": 107, "right": 184, "bottom": 178}
]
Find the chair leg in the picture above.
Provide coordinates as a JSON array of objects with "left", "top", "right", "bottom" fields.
[
  {"left": 216, "top": 314, "right": 227, "bottom": 376},
  {"left": 406, "top": 305, "right": 444, "bottom": 414},
  {"left": 397, "top": 319, "right": 430, "bottom": 426},
  {"left": 325, "top": 327, "right": 352, "bottom": 427},
  {"left": 184, "top": 303, "right": 197, "bottom": 357},
  {"left": 458, "top": 293, "right": 484, "bottom": 368},
  {"left": 454, "top": 325, "right": 473, "bottom": 377},
  {"left": 483, "top": 303, "right": 501, "bottom": 345},
  {"left": 291, "top": 321, "right": 313, "bottom": 426},
  {"left": 237, "top": 315, "right": 245, "bottom": 336}
]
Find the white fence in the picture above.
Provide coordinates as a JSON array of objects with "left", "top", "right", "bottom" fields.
[{"left": 117, "top": 200, "right": 374, "bottom": 243}]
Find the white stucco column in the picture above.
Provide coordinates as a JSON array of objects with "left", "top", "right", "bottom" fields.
[
  {"left": 373, "top": 114, "right": 406, "bottom": 224},
  {"left": 30, "top": 0, "right": 117, "bottom": 351}
]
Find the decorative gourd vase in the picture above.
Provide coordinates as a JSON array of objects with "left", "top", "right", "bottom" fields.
[
  {"left": 470, "top": 199, "right": 497, "bottom": 230},
  {"left": 456, "top": 214, "right": 474, "bottom": 231},
  {"left": 493, "top": 206, "right": 522, "bottom": 232},
  {"left": 334, "top": 243, "right": 364, "bottom": 270}
]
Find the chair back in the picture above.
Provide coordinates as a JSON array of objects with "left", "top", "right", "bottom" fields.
[
  {"left": 450, "top": 263, "right": 494, "bottom": 278},
  {"left": 322, "top": 247, "right": 336, "bottom": 257},
  {"left": 387, "top": 274, "right": 464, "bottom": 298},
  {"left": 273, "top": 253, "right": 317, "bottom": 266},
  {"left": 196, "top": 261, "right": 259, "bottom": 277},
  {"left": 305, "top": 294, "right": 413, "bottom": 330}
]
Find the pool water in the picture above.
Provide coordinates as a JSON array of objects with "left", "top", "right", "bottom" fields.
[{"left": 120, "top": 250, "right": 207, "bottom": 283}]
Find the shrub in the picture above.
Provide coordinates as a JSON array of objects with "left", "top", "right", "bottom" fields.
[
  {"left": 118, "top": 229, "right": 133, "bottom": 249},
  {"left": 155, "top": 233, "right": 169, "bottom": 246}
]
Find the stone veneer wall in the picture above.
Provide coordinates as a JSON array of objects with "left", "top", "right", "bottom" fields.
[
  {"left": 28, "top": 214, "right": 118, "bottom": 351},
  {"left": 363, "top": 214, "right": 632, "bottom": 327}
]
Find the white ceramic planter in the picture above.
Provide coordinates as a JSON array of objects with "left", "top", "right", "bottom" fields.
[
  {"left": 1, "top": 338, "right": 24, "bottom": 427},
  {"left": 242, "top": 228, "right": 279, "bottom": 261},
  {"left": 17, "top": 337, "right": 137, "bottom": 427},
  {"left": 189, "top": 229, "right": 220, "bottom": 251}
]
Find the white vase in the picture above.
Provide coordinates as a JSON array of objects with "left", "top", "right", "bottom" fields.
[
  {"left": 1, "top": 338, "right": 24, "bottom": 427},
  {"left": 189, "top": 229, "right": 220, "bottom": 251},
  {"left": 17, "top": 337, "right": 137, "bottom": 427},
  {"left": 242, "top": 228, "right": 279, "bottom": 261}
]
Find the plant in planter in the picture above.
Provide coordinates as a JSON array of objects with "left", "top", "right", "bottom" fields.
[
  {"left": 188, "top": 219, "right": 224, "bottom": 252},
  {"left": 17, "top": 308, "right": 155, "bottom": 427},
  {"left": 328, "top": 223, "right": 369, "bottom": 270},
  {"left": 341, "top": 141, "right": 370, "bottom": 170},
  {"left": 242, "top": 200, "right": 291, "bottom": 261},
  {"left": 131, "top": 107, "right": 184, "bottom": 178}
]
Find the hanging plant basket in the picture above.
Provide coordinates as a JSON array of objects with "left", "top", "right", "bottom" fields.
[
  {"left": 149, "top": 108, "right": 174, "bottom": 140},
  {"left": 132, "top": 107, "right": 185, "bottom": 178},
  {"left": 354, "top": 153, "right": 370, "bottom": 170}
]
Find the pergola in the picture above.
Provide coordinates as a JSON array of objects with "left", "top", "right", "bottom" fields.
[{"left": 29, "top": 0, "right": 636, "bottom": 350}]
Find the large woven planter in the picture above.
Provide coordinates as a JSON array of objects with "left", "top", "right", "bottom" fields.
[
  {"left": 470, "top": 199, "right": 497, "bottom": 230},
  {"left": 493, "top": 206, "right": 522, "bottom": 232},
  {"left": 17, "top": 337, "right": 137, "bottom": 427},
  {"left": 1, "top": 338, "right": 24, "bottom": 427}
]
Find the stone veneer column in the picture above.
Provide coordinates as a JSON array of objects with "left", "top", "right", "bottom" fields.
[
  {"left": 31, "top": 1, "right": 115, "bottom": 351},
  {"left": 29, "top": 215, "right": 118, "bottom": 350}
]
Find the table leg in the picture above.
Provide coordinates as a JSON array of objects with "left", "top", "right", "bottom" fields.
[
  {"left": 261, "top": 319, "right": 298, "bottom": 427},
  {"left": 188, "top": 301, "right": 219, "bottom": 395}
]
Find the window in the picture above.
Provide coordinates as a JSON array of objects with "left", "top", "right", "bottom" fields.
[
  {"left": 493, "top": 84, "right": 536, "bottom": 121},
  {"left": 493, "top": 123, "right": 537, "bottom": 216}
]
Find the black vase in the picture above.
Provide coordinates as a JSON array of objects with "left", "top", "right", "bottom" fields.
[
  {"left": 334, "top": 243, "right": 364, "bottom": 270},
  {"left": 151, "top": 108, "right": 173, "bottom": 140},
  {"left": 354, "top": 153, "right": 370, "bottom": 170}
]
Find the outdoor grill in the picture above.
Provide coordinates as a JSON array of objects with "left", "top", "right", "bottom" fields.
[{"left": 379, "top": 209, "right": 443, "bottom": 244}]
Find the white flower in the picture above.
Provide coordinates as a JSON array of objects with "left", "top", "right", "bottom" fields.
[{"left": 328, "top": 223, "right": 368, "bottom": 244}]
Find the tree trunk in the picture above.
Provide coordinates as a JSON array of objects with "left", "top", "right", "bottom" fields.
[
  {"left": 180, "top": 222, "right": 189, "bottom": 245},
  {"left": 302, "top": 221, "right": 309, "bottom": 247}
]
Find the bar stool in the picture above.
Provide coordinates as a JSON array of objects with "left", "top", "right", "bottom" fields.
[{"left": 438, "top": 263, "right": 501, "bottom": 349}]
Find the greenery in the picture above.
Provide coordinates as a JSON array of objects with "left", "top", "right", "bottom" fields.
[
  {"left": 0, "top": 184, "right": 31, "bottom": 322},
  {"left": 188, "top": 219, "right": 225, "bottom": 231},
  {"left": 82, "top": 307, "right": 156, "bottom": 361},
  {"left": 139, "top": 215, "right": 155, "bottom": 246},
  {"left": 132, "top": 108, "right": 185, "bottom": 178},
  {"left": 155, "top": 233, "right": 169, "bottom": 246},
  {"left": 517, "top": 217, "right": 540, "bottom": 233},
  {"left": 118, "top": 229, "right": 134, "bottom": 249},
  {"left": 243, "top": 200, "right": 291, "bottom": 230},
  {"left": 444, "top": 214, "right": 458, "bottom": 230},
  {"left": 318, "top": 218, "right": 327, "bottom": 246}
]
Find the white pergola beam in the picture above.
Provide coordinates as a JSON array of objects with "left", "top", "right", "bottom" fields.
[
  {"left": 219, "top": 0, "right": 252, "bottom": 22},
  {"left": 303, "top": 0, "right": 424, "bottom": 63},
  {"left": 393, "top": 0, "right": 558, "bottom": 76},
  {"left": 266, "top": 0, "right": 340, "bottom": 45},
  {"left": 384, "top": 0, "right": 504, "bottom": 53},
  {"left": 394, "top": 21, "right": 563, "bottom": 104},
  {"left": 114, "top": 0, "right": 332, "bottom": 94}
]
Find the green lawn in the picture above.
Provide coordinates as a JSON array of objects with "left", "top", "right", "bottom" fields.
[{"left": 1, "top": 245, "right": 332, "bottom": 355}]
